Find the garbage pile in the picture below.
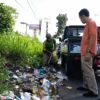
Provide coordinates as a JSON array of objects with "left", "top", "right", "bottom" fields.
[{"left": 0, "top": 65, "right": 68, "bottom": 100}]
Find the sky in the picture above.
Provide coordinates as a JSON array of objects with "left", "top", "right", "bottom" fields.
[{"left": 0, "top": 0, "right": 100, "bottom": 42}]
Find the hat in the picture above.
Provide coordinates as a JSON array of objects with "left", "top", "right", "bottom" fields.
[{"left": 46, "top": 33, "right": 51, "bottom": 38}]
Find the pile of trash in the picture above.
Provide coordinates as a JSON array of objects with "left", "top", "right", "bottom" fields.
[{"left": 0, "top": 65, "right": 68, "bottom": 100}]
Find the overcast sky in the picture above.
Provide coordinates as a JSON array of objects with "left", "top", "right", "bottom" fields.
[{"left": 0, "top": 0, "right": 100, "bottom": 42}]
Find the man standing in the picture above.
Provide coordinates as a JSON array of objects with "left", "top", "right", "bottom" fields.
[
  {"left": 77, "top": 9, "right": 98, "bottom": 97},
  {"left": 43, "top": 33, "right": 57, "bottom": 66}
]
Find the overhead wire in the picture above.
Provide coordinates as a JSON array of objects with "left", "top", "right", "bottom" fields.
[
  {"left": 14, "top": 0, "right": 28, "bottom": 12},
  {"left": 27, "top": 0, "right": 39, "bottom": 22},
  {"left": 30, "top": 0, "right": 36, "bottom": 9},
  {"left": 14, "top": 0, "right": 38, "bottom": 21}
]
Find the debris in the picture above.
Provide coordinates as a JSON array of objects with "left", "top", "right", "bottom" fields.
[
  {"left": 0, "top": 65, "right": 68, "bottom": 100},
  {"left": 66, "top": 86, "right": 72, "bottom": 90}
]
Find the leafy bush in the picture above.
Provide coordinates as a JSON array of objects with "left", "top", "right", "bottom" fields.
[
  {"left": 0, "top": 3, "right": 17, "bottom": 33},
  {"left": 0, "top": 57, "right": 11, "bottom": 94},
  {"left": 0, "top": 33, "right": 43, "bottom": 94},
  {"left": 0, "top": 32, "right": 43, "bottom": 66}
]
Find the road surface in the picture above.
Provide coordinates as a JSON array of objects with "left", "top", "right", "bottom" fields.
[{"left": 59, "top": 77, "right": 100, "bottom": 100}]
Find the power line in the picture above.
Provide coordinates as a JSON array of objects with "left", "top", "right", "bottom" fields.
[
  {"left": 30, "top": 0, "right": 36, "bottom": 9},
  {"left": 29, "top": 0, "right": 38, "bottom": 19},
  {"left": 14, "top": 0, "right": 28, "bottom": 12},
  {"left": 14, "top": 0, "right": 38, "bottom": 19},
  {"left": 27, "top": 0, "right": 38, "bottom": 22}
]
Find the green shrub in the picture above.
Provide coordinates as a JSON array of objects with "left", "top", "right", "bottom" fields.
[
  {"left": 0, "top": 33, "right": 43, "bottom": 66},
  {"left": 0, "top": 32, "right": 43, "bottom": 94},
  {"left": 0, "top": 57, "right": 11, "bottom": 94}
]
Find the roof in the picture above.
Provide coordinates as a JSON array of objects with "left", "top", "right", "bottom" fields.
[
  {"left": 65, "top": 25, "right": 100, "bottom": 28},
  {"left": 65, "top": 25, "right": 84, "bottom": 28}
]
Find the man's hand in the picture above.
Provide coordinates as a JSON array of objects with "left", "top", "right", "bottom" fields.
[{"left": 84, "top": 53, "right": 91, "bottom": 61}]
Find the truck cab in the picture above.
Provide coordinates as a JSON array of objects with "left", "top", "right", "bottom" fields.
[{"left": 62, "top": 25, "right": 100, "bottom": 78}]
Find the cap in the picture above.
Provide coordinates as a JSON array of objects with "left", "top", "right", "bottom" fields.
[{"left": 46, "top": 33, "right": 51, "bottom": 38}]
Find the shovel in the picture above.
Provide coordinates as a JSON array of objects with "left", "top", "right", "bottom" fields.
[{"left": 48, "top": 53, "right": 52, "bottom": 65}]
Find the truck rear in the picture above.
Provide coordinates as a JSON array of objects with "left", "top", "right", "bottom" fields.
[{"left": 62, "top": 25, "right": 100, "bottom": 78}]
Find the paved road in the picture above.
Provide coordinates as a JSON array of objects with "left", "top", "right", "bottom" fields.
[{"left": 59, "top": 77, "right": 100, "bottom": 100}]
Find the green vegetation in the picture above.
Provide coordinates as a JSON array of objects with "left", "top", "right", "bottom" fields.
[
  {"left": 0, "top": 57, "right": 11, "bottom": 94},
  {"left": 54, "top": 14, "right": 68, "bottom": 38},
  {"left": 0, "top": 3, "right": 17, "bottom": 33},
  {"left": 0, "top": 32, "right": 43, "bottom": 94},
  {"left": 0, "top": 33, "right": 43, "bottom": 66},
  {"left": 0, "top": 3, "right": 43, "bottom": 94}
]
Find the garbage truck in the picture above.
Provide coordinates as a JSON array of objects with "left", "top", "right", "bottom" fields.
[{"left": 62, "top": 25, "right": 100, "bottom": 78}]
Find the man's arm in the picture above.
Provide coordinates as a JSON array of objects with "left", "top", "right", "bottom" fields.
[
  {"left": 88, "top": 35, "right": 94, "bottom": 51},
  {"left": 43, "top": 42, "right": 46, "bottom": 51},
  {"left": 53, "top": 39, "right": 56, "bottom": 50},
  {"left": 43, "top": 42, "right": 51, "bottom": 54},
  {"left": 87, "top": 21, "right": 97, "bottom": 51}
]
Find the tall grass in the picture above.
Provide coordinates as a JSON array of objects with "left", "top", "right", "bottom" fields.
[
  {"left": 0, "top": 57, "right": 11, "bottom": 95},
  {"left": 0, "top": 33, "right": 43, "bottom": 94},
  {"left": 0, "top": 33, "right": 43, "bottom": 66}
]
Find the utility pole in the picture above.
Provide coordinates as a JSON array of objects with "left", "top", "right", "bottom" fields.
[
  {"left": 39, "top": 19, "right": 42, "bottom": 35},
  {"left": 33, "top": 29, "right": 36, "bottom": 37},
  {"left": 46, "top": 21, "right": 48, "bottom": 35},
  {"left": 44, "top": 18, "right": 50, "bottom": 35},
  {"left": 20, "top": 22, "right": 28, "bottom": 35},
  {"left": 25, "top": 24, "right": 28, "bottom": 34}
]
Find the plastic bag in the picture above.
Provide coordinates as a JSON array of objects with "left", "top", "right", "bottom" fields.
[
  {"left": 32, "top": 95, "right": 40, "bottom": 100},
  {"left": 56, "top": 72, "right": 64, "bottom": 79},
  {"left": 5, "top": 91, "right": 15, "bottom": 99},
  {"left": 20, "top": 92, "right": 31, "bottom": 100},
  {"left": 0, "top": 96, "right": 6, "bottom": 100},
  {"left": 42, "top": 78, "right": 50, "bottom": 88},
  {"left": 61, "top": 44, "right": 68, "bottom": 53},
  {"left": 52, "top": 51, "right": 58, "bottom": 62},
  {"left": 42, "top": 96, "right": 53, "bottom": 100}
]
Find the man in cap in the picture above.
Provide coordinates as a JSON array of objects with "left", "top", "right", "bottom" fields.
[{"left": 43, "top": 33, "right": 57, "bottom": 66}]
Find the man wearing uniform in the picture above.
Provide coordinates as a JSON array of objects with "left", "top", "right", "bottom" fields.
[{"left": 43, "top": 33, "right": 57, "bottom": 66}]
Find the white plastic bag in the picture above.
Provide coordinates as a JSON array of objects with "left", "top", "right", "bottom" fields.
[
  {"left": 42, "top": 78, "right": 50, "bottom": 88},
  {"left": 32, "top": 95, "right": 40, "bottom": 100},
  {"left": 5, "top": 91, "right": 15, "bottom": 100},
  {"left": 52, "top": 51, "right": 58, "bottom": 62},
  {"left": 61, "top": 44, "right": 68, "bottom": 53},
  {"left": 20, "top": 92, "right": 31, "bottom": 100}
]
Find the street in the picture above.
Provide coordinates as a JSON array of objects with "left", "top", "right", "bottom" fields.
[{"left": 59, "top": 77, "right": 100, "bottom": 100}]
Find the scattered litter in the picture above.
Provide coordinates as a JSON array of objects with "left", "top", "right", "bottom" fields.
[
  {"left": 66, "top": 86, "right": 72, "bottom": 90},
  {"left": 0, "top": 65, "right": 68, "bottom": 100}
]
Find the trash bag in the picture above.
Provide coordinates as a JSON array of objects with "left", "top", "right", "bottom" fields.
[
  {"left": 0, "top": 96, "right": 6, "bottom": 100},
  {"left": 61, "top": 44, "right": 68, "bottom": 54},
  {"left": 20, "top": 92, "right": 31, "bottom": 100},
  {"left": 52, "top": 51, "right": 58, "bottom": 63}
]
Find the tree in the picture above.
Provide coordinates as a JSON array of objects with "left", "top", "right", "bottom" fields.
[
  {"left": 54, "top": 14, "right": 68, "bottom": 38},
  {"left": 0, "top": 3, "right": 18, "bottom": 33}
]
